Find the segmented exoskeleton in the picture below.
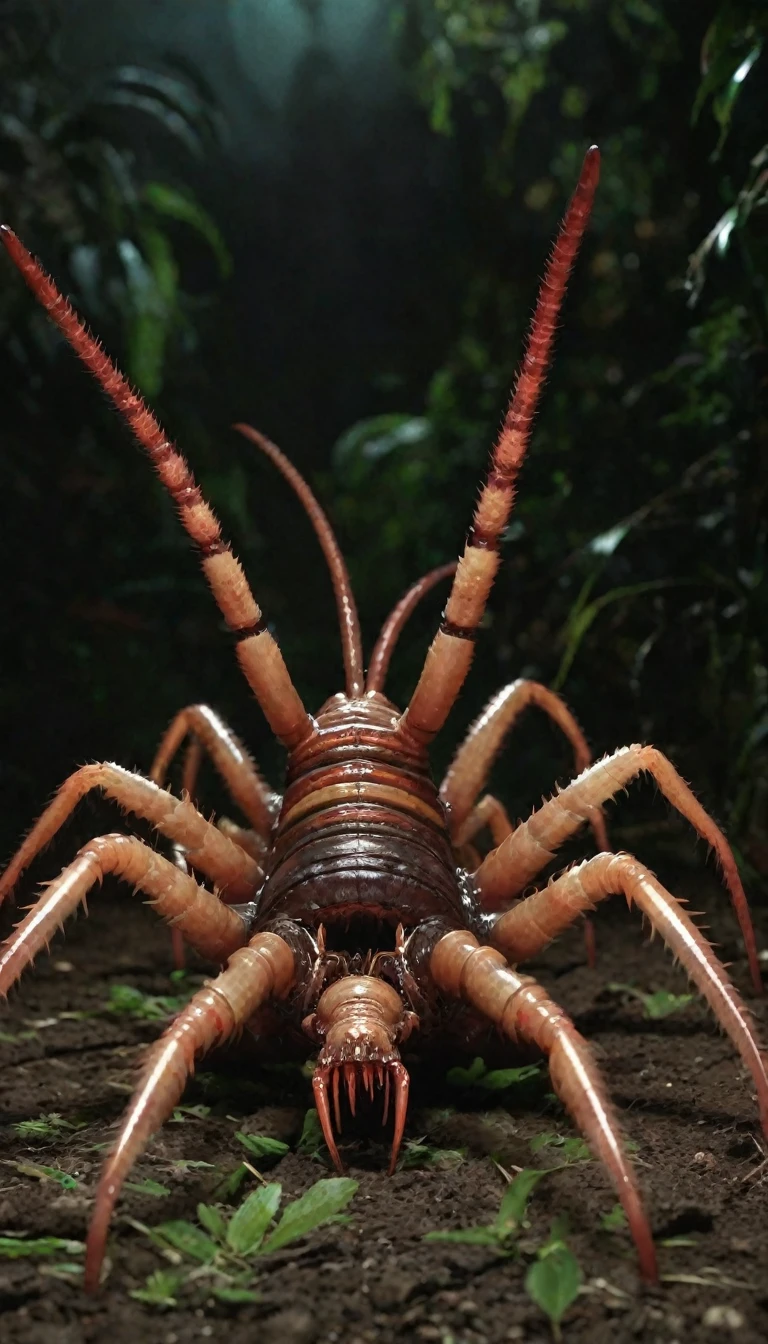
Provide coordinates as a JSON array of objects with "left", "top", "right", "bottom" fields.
[{"left": 1, "top": 147, "right": 766, "bottom": 1295}]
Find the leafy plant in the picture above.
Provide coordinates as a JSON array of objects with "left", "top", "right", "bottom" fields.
[
  {"left": 400, "top": 1140, "right": 466, "bottom": 1169},
  {"left": 235, "top": 1132, "right": 290, "bottom": 1162},
  {"left": 608, "top": 982, "right": 695, "bottom": 1019},
  {"left": 133, "top": 1177, "right": 358, "bottom": 1306},
  {"left": 525, "top": 1219, "right": 582, "bottom": 1341},
  {"left": 14, "top": 1113, "right": 83, "bottom": 1140},
  {"left": 424, "top": 1166, "right": 547, "bottom": 1249},
  {"left": 14, "top": 1162, "right": 78, "bottom": 1190},
  {"left": 0, "top": 1235, "right": 85, "bottom": 1260},
  {"left": 105, "top": 983, "right": 192, "bottom": 1021},
  {"left": 446, "top": 1056, "right": 541, "bottom": 1092}
]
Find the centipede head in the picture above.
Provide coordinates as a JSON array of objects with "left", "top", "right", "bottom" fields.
[{"left": 303, "top": 975, "right": 417, "bottom": 1173}]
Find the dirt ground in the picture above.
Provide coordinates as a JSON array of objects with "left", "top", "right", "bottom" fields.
[{"left": 1, "top": 870, "right": 767, "bottom": 1344}]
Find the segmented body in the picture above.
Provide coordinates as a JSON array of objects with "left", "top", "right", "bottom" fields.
[{"left": 259, "top": 695, "right": 462, "bottom": 930}]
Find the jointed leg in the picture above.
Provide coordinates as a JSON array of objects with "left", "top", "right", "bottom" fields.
[
  {"left": 442, "top": 680, "right": 608, "bottom": 854},
  {"left": 0, "top": 833, "right": 249, "bottom": 996},
  {"left": 0, "top": 763, "right": 263, "bottom": 907},
  {"left": 488, "top": 849, "right": 768, "bottom": 1132},
  {"left": 431, "top": 930, "right": 657, "bottom": 1282},
  {"left": 85, "top": 929, "right": 294, "bottom": 1290},
  {"left": 458, "top": 793, "right": 515, "bottom": 848},
  {"left": 473, "top": 743, "right": 762, "bottom": 994},
  {"left": 150, "top": 703, "right": 277, "bottom": 839}
]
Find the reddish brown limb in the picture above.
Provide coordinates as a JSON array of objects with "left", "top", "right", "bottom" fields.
[
  {"left": 457, "top": 793, "right": 515, "bottom": 848},
  {"left": 431, "top": 929, "right": 657, "bottom": 1283},
  {"left": 402, "top": 148, "right": 600, "bottom": 742},
  {"left": 84, "top": 931, "right": 294, "bottom": 1291},
  {"left": 490, "top": 851, "right": 768, "bottom": 1135},
  {"left": 366, "top": 562, "right": 457, "bottom": 694},
  {"left": 0, "top": 227, "right": 312, "bottom": 750},
  {"left": 305, "top": 976, "right": 415, "bottom": 1173},
  {"left": 0, "top": 762, "right": 263, "bottom": 908},
  {"left": 235, "top": 424, "right": 365, "bottom": 699},
  {"left": 473, "top": 743, "right": 762, "bottom": 994},
  {"left": 0, "top": 833, "right": 248, "bottom": 997},
  {"left": 442, "top": 680, "right": 609, "bottom": 854},
  {"left": 150, "top": 703, "right": 276, "bottom": 837}
]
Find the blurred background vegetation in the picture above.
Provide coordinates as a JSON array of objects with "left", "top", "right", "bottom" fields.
[{"left": 0, "top": 0, "right": 765, "bottom": 892}]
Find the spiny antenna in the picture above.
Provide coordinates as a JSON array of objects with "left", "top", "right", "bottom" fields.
[
  {"left": 402, "top": 147, "right": 601, "bottom": 742},
  {"left": 367, "top": 562, "right": 457, "bottom": 694},
  {"left": 0, "top": 225, "right": 312, "bottom": 750},
  {"left": 234, "top": 424, "right": 364, "bottom": 698}
]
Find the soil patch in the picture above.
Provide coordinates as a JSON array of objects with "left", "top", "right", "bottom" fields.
[{"left": 1, "top": 875, "right": 767, "bottom": 1344}]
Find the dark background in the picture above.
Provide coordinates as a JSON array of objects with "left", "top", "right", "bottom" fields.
[{"left": 1, "top": 0, "right": 766, "bottom": 890}]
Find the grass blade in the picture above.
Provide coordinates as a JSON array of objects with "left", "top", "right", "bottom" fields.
[{"left": 261, "top": 1178, "right": 358, "bottom": 1254}]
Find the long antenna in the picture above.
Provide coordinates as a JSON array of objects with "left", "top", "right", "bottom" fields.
[
  {"left": 234, "top": 424, "right": 364, "bottom": 698},
  {"left": 0, "top": 226, "right": 312, "bottom": 749},
  {"left": 401, "top": 147, "right": 601, "bottom": 742},
  {"left": 367, "top": 562, "right": 456, "bottom": 693}
]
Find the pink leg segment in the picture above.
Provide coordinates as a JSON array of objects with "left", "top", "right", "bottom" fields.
[
  {"left": 473, "top": 744, "right": 761, "bottom": 995},
  {"left": 84, "top": 931, "right": 294, "bottom": 1291},
  {"left": 0, "top": 833, "right": 248, "bottom": 996},
  {"left": 458, "top": 793, "right": 515, "bottom": 848},
  {"left": 150, "top": 703, "right": 277, "bottom": 837},
  {"left": 490, "top": 851, "right": 768, "bottom": 1137},
  {"left": 0, "top": 763, "right": 263, "bottom": 908},
  {"left": 442, "top": 679, "right": 608, "bottom": 854},
  {"left": 431, "top": 930, "right": 657, "bottom": 1283}
]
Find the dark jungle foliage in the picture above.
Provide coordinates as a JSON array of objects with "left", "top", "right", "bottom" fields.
[{"left": 0, "top": 0, "right": 765, "bottom": 893}]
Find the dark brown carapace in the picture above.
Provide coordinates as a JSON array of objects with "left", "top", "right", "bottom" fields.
[{"left": 1, "top": 147, "right": 766, "bottom": 1295}]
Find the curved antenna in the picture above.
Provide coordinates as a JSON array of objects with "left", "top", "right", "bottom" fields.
[
  {"left": 367, "top": 561, "right": 457, "bottom": 694},
  {"left": 401, "top": 146, "right": 601, "bottom": 742},
  {"left": 234, "top": 424, "right": 364, "bottom": 699},
  {"left": 0, "top": 226, "right": 312, "bottom": 750}
]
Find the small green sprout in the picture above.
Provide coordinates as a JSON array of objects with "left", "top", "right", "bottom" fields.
[
  {"left": 446, "top": 1056, "right": 541, "bottom": 1092},
  {"left": 424, "top": 1167, "right": 547, "bottom": 1249},
  {"left": 235, "top": 1132, "right": 290, "bottom": 1161},
  {"left": 608, "top": 982, "right": 695, "bottom": 1020},
  {"left": 124, "top": 1178, "right": 170, "bottom": 1198},
  {"left": 130, "top": 1269, "right": 183, "bottom": 1308},
  {"left": 14, "top": 1113, "right": 83, "bottom": 1140},
  {"left": 0, "top": 1235, "right": 85, "bottom": 1260},
  {"left": 14, "top": 1162, "right": 78, "bottom": 1190},
  {"left": 170, "top": 1104, "right": 210, "bottom": 1123},
  {"left": 600, "top": 1202, "right": 627, "bottom": 1233},
  {"left": 525, "top": 1219, "right": 582, "bottom": 1341},
  {"left": 399, "top": 1140, "right": 466, "bottom": 1169},
  {"left": 529, "top": 1133, "right": 591, "bottom": 1164},
  {"left": 106, "top": 984, "right": 191, "bottom": 1021},
  {"left": 297, "top": 1107, "right": 325, "bottom": 1157},
  {"left": 133, "top": 1176, "right": 359, "bottom": 1305}
]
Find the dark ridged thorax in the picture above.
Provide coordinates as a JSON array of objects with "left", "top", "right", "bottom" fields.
[{"left": 256, "top": 694, "right": 463, "bottom": 928}]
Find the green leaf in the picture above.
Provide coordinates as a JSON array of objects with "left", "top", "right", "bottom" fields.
[
  {"left": 143, "top": 182, "right": 233, "bottom": 277},
  {"left": 226, "top": 1184, "right": 282, "bottom": 1255},
  {"left": 608, "top": 982, "right": 695, "bottom": 1019},
  {"left": 0, "top": 1236, "right": 85, "bottom": 1259},
  {"left": 423, "top": 1227, "right": 502, "bottom": 1246},
  {"left": 261, "top": 1178, "right": 358, "bottom": 1254},
  {"left": 130, "top": 1269, "right": 182, "bottom": 1308},
  {"left": 14, "top": 1112, "right": 81, "bottom": 1138},
  {"left": 196, "top": 1203, "right": 227, "bottom": 1242},
  {"left": 400, "top": 1142, "right": 466, "bottom": 1169},
  {"left": 481, "top": 1064, "right": 541, "bottom": 1091},
  {"left": 107, "top": 984, "right": 188, "bottom": 1021},
  {"left": 600, "top": 1203, "right": 628, "bottom": 1233},
  {"left": 215, "top": 1164, "right": 249, "bottom": 1200},
  {"left": 125, "top": 1178, "right": 170, "bottom": 1198},
  {"left": 235, "top": 1132, "right": 290, "bottom": 1161},
  {"left": 525, "top": 1244, "right": 582, "bottom": 1333},
  {"left": 297, "top": 1108, "right": 325, "bottom": 1156},
  {"left": 15, "top": 1163, "right": 78, "bottom": 1190},
  {"left": 153, "top": 1219, "right": 218, "bottom": 1263},
  {"left": 212, "top": 1286, "right": 262, "bottom": 1304},
  {"left": 495, "top": 1169, "right": 547, "bottom": 1234}
]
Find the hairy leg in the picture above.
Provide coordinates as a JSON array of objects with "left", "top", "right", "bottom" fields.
[
  {"left": 85, "top": 930, "right": 294, "bottom": 1290},
  {"left": 0, "top": 763, "right": 262, "bottom": 907},
  {"left": 431, "top": 930, "right": 657, "bottom": 1282},
  {"left": 442, "top": 680, "right": 608, "bottom": 853},
  {"left": 0, "top": 833, "right": 249, "bottom": 995},
  {"left": 150, "top": 703, "right": 277, "bottom": 838},
  {"left": 473, "top": 743, "right": 762, "bottom": 994},
  {"left": 458, "top": 793, "right": 515, "bottom": 848},
  {"left": 489, "top": 850, "right": 768, "bottom": 1134}
]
